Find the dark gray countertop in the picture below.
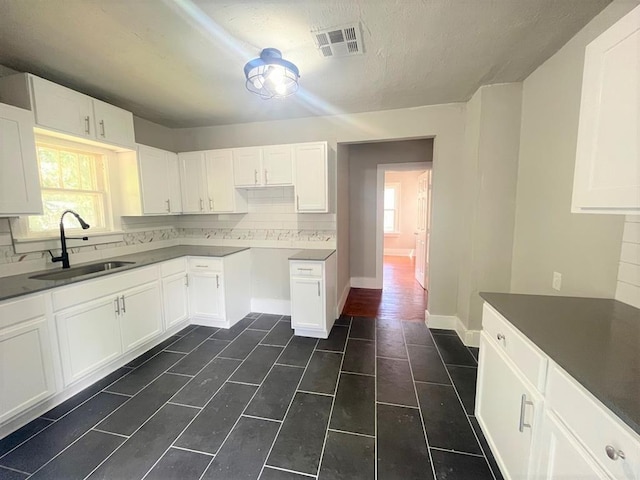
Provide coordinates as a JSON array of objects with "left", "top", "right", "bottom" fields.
[
  {"left": 0, "top": 246, "right": 249, "bottom": 302},
  {"left": 288, "top": 249, "right": 336, "bottom": 261},
  {"left": 480, "top": 292, "right": 640, "bottom": 436}
]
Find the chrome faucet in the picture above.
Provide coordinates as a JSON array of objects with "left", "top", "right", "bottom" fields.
[{"left": 49, "top": 210, "right": 90, "bottom": 269}]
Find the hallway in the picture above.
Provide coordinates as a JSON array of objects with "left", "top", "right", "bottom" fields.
[{"left": 343, "top": 255, "right": 428, "bottom": 320}]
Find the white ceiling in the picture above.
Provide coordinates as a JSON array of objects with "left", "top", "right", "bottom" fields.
[{"left": 0, "top": 0, "right": 610, "bottom": 128}]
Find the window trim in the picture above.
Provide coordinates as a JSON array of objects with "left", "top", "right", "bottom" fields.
[{"left": 383, "top": 182, "right": 401, "bottom": 235}]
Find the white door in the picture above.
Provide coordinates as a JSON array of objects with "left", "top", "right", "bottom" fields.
[
  {"left": 92, "top": 99, "right": 135, "bottom": 148},
  {"left": 189, "top": 273, "right": 225, "bottom": 326},
  {"left": 572, "top": 4, "right": 640, "bottom": 211},
  {"left": 476, "top": 333, "right": 542, "bottom": 480},
  {"left": 163, "top": 273, "right": 189, "bottom": 329},
  {"left": 205, "top": 149, "right": 235, "bottom": 212},
  {"left": 139, "top": 145, "right": 170, "bottom": 214},
  {"left": 536, "top": 412, "right": 608, "bottom": 479},
  {"left": 119, "top": 282, "right": 163, "bottom": 352},
  {"left": 56, "top": 296, "right": 122, "bottom": 386},
  {"left": 263, "top": 145, "right": 293, "bottom": 185},
  {"left": 166, "top": 152, "right": 183, "bottom": 213},
  {"left": 0, "top": 318, "right": 56, "bottom": 423},
  {"left": 233, "top": 147, "right": 263, "bottom": 186},
  {"left": 294, "top": 142, "right": 328, "bottom": 212},
  {"left": 290, "top": 277, "right": 324, "bottom": 330},
  {"left": 179, "top": 152, "right": 206, "bottom": 213},
  {"left": 30, "top": 75, "right": 94, "bottom": 139},
  {"left": 0, "top": 103, "right": 42, "bottom": 215},
  {"left": 414, "top": 170, "right": 431, "bottom": 289}
]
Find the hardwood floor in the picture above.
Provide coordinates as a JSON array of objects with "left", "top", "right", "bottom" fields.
[{"left": 342, "top": 255, "right": 428, "bottom": 320}]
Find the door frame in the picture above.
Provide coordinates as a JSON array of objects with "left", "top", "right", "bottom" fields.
[{"left": 375, "top": 162, "right": 431, "bottom": 288}]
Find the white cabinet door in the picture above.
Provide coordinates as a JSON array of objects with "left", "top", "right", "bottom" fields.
[
  {"left": 163, "top": 273, "right": 189, "bottom": 329},
  {"left": 476, "top": 333, "right": 542, "bottom": 480},
  {"left": 56, "top": 296, "right": 122, "bottom": 387},
  {"left": 290, "top": 276, "right": 324, "bottom": 330},
  {"left": 30, "top": 75, "right": 94, "bottom": 139},
  {"left": 92, "top": 99, "right": 135, "bottom": 148},
  {"left": 263, "top": 145, "right": 293, "bottom": 185},
  {"left": 572, "top": 4, "right": 640, "bottom": 213},
  {"left": 139, "top": 145, "right": 171, "bottom": 214},
  {"left": 205, "top": 149, "right": 235, "bottom": 212},
  {"left": 179, "top": 151, "right": 206, "bottom": 213},
  {"left": 167, "top": 152, "right": 183, "bottom": 214},
  {"left": 294, "top": 142, "right": 328, "bottom": 212},
  {"left": 119, "top": 282, "right": 163, "bottom": 353},
  {"left": 536, "top": 412, "right": 608, "bottom": 479},
  {"left": 0, "top": 103, "right": 42, "bottom": 215},
  {"left": 189, "top": 273, "right": 225, "bottom": 326},
  {"left": 0, "top": 317, "right": 56, "bottom": 424},
  {"left": 233, "top": 147, "right": 263, "bottom": 186}
]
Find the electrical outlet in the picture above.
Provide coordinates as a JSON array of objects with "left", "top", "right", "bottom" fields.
[{"left": 552, "top": 271, "right": 562, "bottom": 291}]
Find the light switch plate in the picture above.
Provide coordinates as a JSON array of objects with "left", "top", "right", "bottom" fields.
[{"left": 552, "top": 271, "right": 562, "bottom": 291}]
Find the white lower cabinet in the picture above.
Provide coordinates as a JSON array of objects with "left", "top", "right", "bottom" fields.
[
  {"left": 290, "top": 276, "right": 324, "bottom": 330},
  {"left": 56, "top": 295, "right": 122, "bottom": 387},
  {"left": 119, "top": 282, "right": 163, "bottom": 352},
  {"left": 0, "top": 295, "right": 56, "bottom": 424},
  {"left": 476, "top": 333, "right": 542, "bottom": 479},
  {"left": 189, "top": 268, "right": 225, "bottom": 324},
  {"left": 163, "top": 273, "right": 189, "bottom": 329}
]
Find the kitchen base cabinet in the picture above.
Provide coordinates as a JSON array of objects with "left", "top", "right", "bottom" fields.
[
  {"left": 55, "top": 295, "right": 123, "bottom": 387},
  {"left": 119, "top": 282, "right": 163, "bottom": 353},
  {"left": 189, "top": 268, "right": 225, "bottom": 325},
  {"left": 289, "top": 252, "right": 336, "bottom": 339},
  {"left": 162, "top": 260, "right": 189, "bottom": 330},
  {"left": 0, "top": 295, "right": 56, "bottom": 425},
  {"left": 476, "top": 333, "right": 542, "bottom": 479}
]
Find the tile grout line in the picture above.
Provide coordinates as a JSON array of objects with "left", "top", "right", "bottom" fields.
[
  {"left": 328, "top": 427, "right": 375, "bottom": 439},
  {"left": 256, "top": 335, "right": 319, "bottom": 479},
  {"left": 315, "top": 318, "right": 351, "bottom": 477},
  {"left": 0, "top": 464, "right": 31, "bottom": 476},
  {"left": 264, "top": 464, "right": 317, "bottom": 478},
  {"left": 429, "top": 445, "right": 485, "bottom": 457},
  {"left": 91, "top": 428, "right": 130, "bottom": 439},
  {"left": 375, "top": 400, "right": 420, "bottom": 410},
  {"left": 241, "top": 414, "right": 282, "bottom": 423},
  {"left": 401, "top": 320, "right": 438, "bottom": 480},
  {"left": 170, "top": 445, "right": 215, "bottom": 457},
  {"left": 428, "top": 328, "right": 499, "bottom": 480}
]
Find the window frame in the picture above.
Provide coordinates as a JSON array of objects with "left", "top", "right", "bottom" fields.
[{"left": 383, "top": 182, "right": 401, "bottom": 235}]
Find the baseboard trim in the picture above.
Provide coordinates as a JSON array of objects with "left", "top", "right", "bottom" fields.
[
  {"left": 350, "top": 277, "right": 382, "bottom": 289},
  {"left": 250, "top": 298, "right": 291, "bottom": 315},
  {"left": 383, "top": 248, "right": 413, "bottom": 256},
  {"left": 337, "top": 283, "right": 350, "bottom": 317},
  {"left": 425, "top": 312, "right": 480, "bottom": 348}
]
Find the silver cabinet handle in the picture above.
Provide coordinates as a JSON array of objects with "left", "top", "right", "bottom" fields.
[
  {"left": 496, "top": 333, "right": 505, "bottom": 341},
  {"left": 99, "top": 119, "right": 106, "bottom": 137},
  {"left": 209, "top": 198, "right": 214, "bottom": 210},
  {"left": 185, "top": 275, "right": 189, "bottom": 287},
  {"left": 264, "top": 169, "right": 268, "bottom": 184},
  {"left": 317, "top": 280, "right": 321, "bottom": 296},
  {"left": 296, "top": 195, "right": 300, "bottom": 210},
  {"left": 216, "top": 274, "right": 220, "bottom": 288},
  {"left": 194, "top": 264, "right": 208, "bottom": 268},
  {"left": 114, "top": 298, "right": 120, "bottom": 316},
  {"left": 605, "top": 445, "right": 626, "bottom": 461},
  {"left": 297, "top": 268, "right": 313, "bottom": 271},
  {"left": 200, "top": 198, "right": 204, "bottom": 211},
  {"left": 120, "top": 295, "right": 126, "bottom": 313},
  {"left": 166, "top": 199, "right": 171, "bottom": 212},
  {"left": 518, "top": 394, "right": 533, "bottom": 432},
  {"left": 254, "top": 169, "right": 258, "bottom": 185},
  {"left": 84, "top": 116, "right": 91, "bottom": 135}
]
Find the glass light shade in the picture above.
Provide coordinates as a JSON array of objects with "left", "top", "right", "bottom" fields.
[{"left": 244, "top": 48, "right": 299, "bottom": 99}]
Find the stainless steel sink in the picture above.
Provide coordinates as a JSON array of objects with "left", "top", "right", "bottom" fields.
[{"left": 30, "top": 261, "right": 135, "bottom": 281}]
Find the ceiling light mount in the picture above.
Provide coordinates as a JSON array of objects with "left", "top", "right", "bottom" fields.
[{"left": 244, "top": 48, "right": 299, "bottom": 99}]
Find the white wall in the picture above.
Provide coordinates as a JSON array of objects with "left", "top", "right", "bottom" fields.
[
  {"left": 615, "top": 216, "right": 640, "bottom": 308},
  {"left": 174, "top": 103, "right": 465, "bottom": 318},
  {"left": 383, "top": 170, "right": 423, "bottom": 255},
  {"left": 336, "top": 143, "right": 351, "bottom": 313},
  {"left": 510, "top": 1, "right": 636, "bottom": 297}
]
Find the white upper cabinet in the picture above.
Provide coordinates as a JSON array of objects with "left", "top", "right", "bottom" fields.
[
  {"left": 233, "top": 147, "right": 264, "bottom": 186},
  {"left": 0, "top": 73, "right": 135, "bottom": 149},
  {"left": 294, "top": 142, "right": 328, "bottom": 212},
  {"left": 92, "top": 99, "right": 135, "bottom": 148},
  {"left": 0, "top": 103, "right": 43, "bottom": 215},
  {"left": 262, "top": 145, "right": 293, "bottom": 185},
  {"left": 138, "top": 145, "right": 182, "bottom": 214},
  {"left": 179, "top": 151, "right": 207, "bottom": 213},
  {"left": 205, "top": 149, "right": 247, "bottom": 213},
  {"left": 572, "top": 4, "right": 640, "bottom": 214}
]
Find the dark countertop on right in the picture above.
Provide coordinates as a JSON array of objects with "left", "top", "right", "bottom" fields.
[{"left": 480, "top": 292, "right": 640, "bottom": 436}]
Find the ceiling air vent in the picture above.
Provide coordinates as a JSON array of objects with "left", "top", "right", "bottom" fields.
[{"left": 312, "top": 23, "right": 363, "bottom": 58}]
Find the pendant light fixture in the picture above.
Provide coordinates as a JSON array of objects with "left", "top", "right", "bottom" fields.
[{"left": 244, "top": 48, "right": 300, "bottom": 99}]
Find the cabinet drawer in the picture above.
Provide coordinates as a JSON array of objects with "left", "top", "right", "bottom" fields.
[
  {"left": 547, "top": 364, "right": 640, "bottom": 479},
  {"left": 161, "top": 258, "right": 187, "bottom": 277},
  {"left": 482, "top": 304, "right": 548, "bottom": 391},
  {"left": 0, "top": 294, "right": 46, "bottom": 330},
  {"left": 289, "top": 261, "right": 323, "bottom": 277},
  {"left": 188, "top": 257, "right": 223, "bottom": 272}
]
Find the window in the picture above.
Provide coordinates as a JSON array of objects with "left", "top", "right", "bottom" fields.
[
  {"left": 27, "top": 140, "right": 111, "bottom": 235},
  {"left": 384, "top": 183, "right": 400, "bottom": 234}
]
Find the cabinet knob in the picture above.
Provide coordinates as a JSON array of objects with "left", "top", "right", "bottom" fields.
[
  {"left": 166, "top": 199, "right": 171, "bottom": 212},
  {"left": 496, "top": 333, "right": 505, "bottom": 341},
  {"left": 605, "top": 445, "right": 625, "bottom": 461}
]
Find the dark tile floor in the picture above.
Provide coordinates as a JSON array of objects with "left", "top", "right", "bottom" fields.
[{"left": 0, "top": 314, "right": 503, "bottom": 480}]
